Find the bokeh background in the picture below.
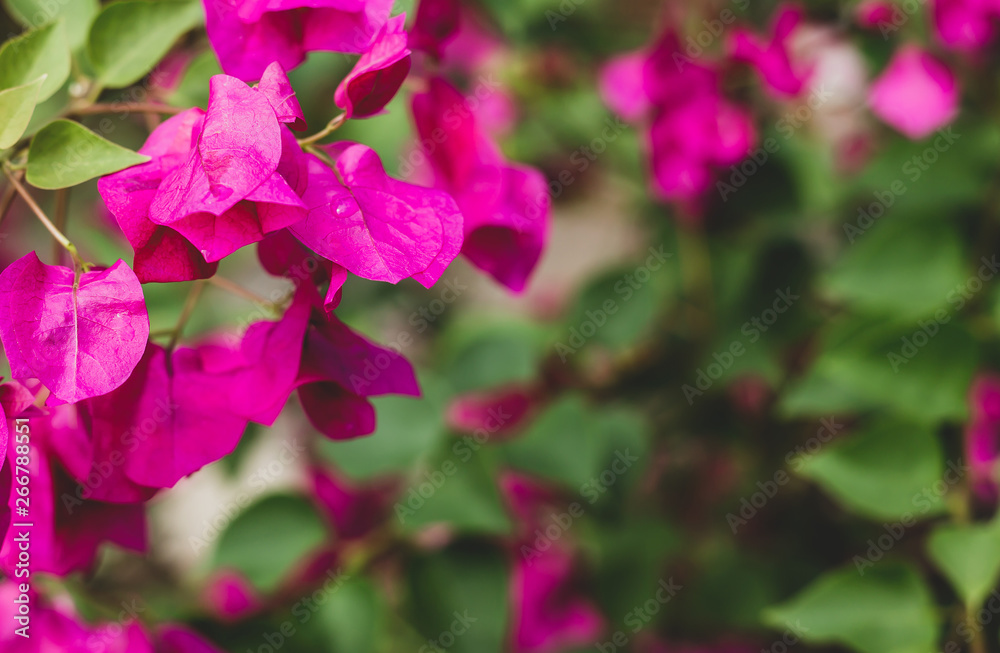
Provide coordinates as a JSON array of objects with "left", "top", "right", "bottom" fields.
[{"left": 4, "top": 0, "right": 1000, "bottom": 652}]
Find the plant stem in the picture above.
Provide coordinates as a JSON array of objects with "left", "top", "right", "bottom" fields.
[
  {"left": 68, "top": 102, "right": 184, "bottom": 116},
  {"left": 0, "top": 169, "right": 22, "bottom": 226},
  {"left": 297, "top": 113, "right": 347, "bottom": 146},
  {"left": 2, "top": 164, "right": 85, "bottom": 270},
  {"left": 168, "top": 280, "right": 207, "bottom": 350},
  {"left": 208, "top": 275, "right": 271, "bottom": 305},
  {"left": 53, "top": 187, "right": 69, "bottom": 264}
]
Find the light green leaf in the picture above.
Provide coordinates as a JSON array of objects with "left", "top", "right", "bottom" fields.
[
  {"left": 88, "top": 0, "right": 204, "bottom": 88},
  {"left": 2, "top": 0, "right": 98, "bottom": 51},
  {"left": 763, "top": 563, "right": 938, "bottom": 653},
  {"left": 0, "top": 21, "right": 70, "bottom": 101},
  {"left": 316, "top": 374, "right": 447, "bottom": 481},
  {"left": 0, "top": 76, "right": 44, "bottom": 149},
  {"left": 212, "top": 494, "right": 329, "bottom": 593},
  {"left": 26, "top": 119, "right": 149, "bottom": 189},
  {"left": 927, "top": 520, "right": 1000, "bottom": 609},
  {"left": 797, "top": 417, "right": 948, "bottom": 521},
  {"left": 315, "top": 577, "right": 385, "bottom": 653}
]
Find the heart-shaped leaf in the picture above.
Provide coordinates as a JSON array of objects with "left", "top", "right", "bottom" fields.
[
  {"left": 927, "top": 520, "right": 1000, "bottom": 609},
  {"left": 0, "top": 21, "right": 69, "bottom": 101},
  {"left": 0, "top": 252, "right": 150, "bottom": 403},
  {"left": 88, "top": 0, "right": 203, "bottom": 88},
  {"left": 27, "top": 119, "right": 150, "bottom": 189},
  {"left": 0, "top": 76, "right": 44, "bottom": 149}
]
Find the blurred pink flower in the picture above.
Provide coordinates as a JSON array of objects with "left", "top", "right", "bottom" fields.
[
  {"left": 205, "top": 571, "right": 262, "bottom": 621},
  {"left": 729, "top": 4, "right": 813, "bottom": 97},
  {"left": 932, "top": 0, "right": 1000, "bottom": 51},
  {"left": 446, "top": 386, "right": 536, "bottom": 439},
  {"left": 855, "top": 1, "right": 899, "bottom": 29},
  {"left": 967, "top": 374, "right": 1000, "bottom": 500},
  {"left": 869, "top": 45, "right": 959, "bottom": 139}
]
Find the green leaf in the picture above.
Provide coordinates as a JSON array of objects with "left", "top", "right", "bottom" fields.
[
  {"left": 501, "top": 395, "right": 647, "bottom": 491},
  {"left": 0, "top": 21, "right": 70, "bottom": 101},
  {"left": 315, "top": 577, "right": 385, "bottom": 653},
  {"left": 763, "top": 563, "right": 938, "bottom": 653},
  {"left": 26, "top": 119, "right": 149, "bottom": 189},
  {"left": 167, "top": 49, "right": 222, "bottom": 109},
  {"left": 797, "top": 417, "right": 947, "bottom": 521},
  {"left": 2, "top": 0, "right": 98, "bottom": 51},
  {"left": 406, "top": 543, "right": 509, "bottom": 653},
  {"left": 779, "top": 317, "right": 977, "bottom": 424},
  {"left": 927, "top": 520, "right": 1000, "bottom": 609},
  {"left": 823, "top": 217, "right": 966, "bottom": 319},
  {"left": 88, "top": 0, "right": 204, "bottom": 88},
  {"left": 0, "top": 77, "right": 44, "bottom": 149},
  {"left": 316, "top": 374, "right": 447, "bottom": 481},
  {"left": 444, "top": 323, "right": 546, "bottom": 393},
  {"left": 212, "top": 494, "right": 329, "bottom": 593},
  {"left": 397, "top": 451, "right": 512, "bottom": 535}
]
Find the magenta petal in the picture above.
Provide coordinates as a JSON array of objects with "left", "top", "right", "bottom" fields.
[
  {"left": 158, "top": 625, "right": 227, "bottom": 653},
  {"left": 599, "top": 51, "right": 652, "bottom": 121},
  {"left": 257, "top": 61, "right": 307, "bottom": 130},
  {"left": 311, "top": 466, "right": 393, "bottom": 538},
  {"left": 302, "top": 0, "right": 395, "bottom": 53},
  {"left": 869, "top": 45, "right": 960, "bottom": 139},
  {"left": 151, "top": 74, "right": 283, "bottom": 224},
  {"left": 512, "top": 548, "right": 605, "bottom": 653},
  {"left": 933, "top": 0, "right": 999, "bottom": 51},
  {"left": 0, "top": 254, "right": 149, "bottom": 404},
  {"left": 334, "top": 13, "right": 412, "bottom": 119},
  {"left": 291, "top": 146, "right": 460, "bottom": 285},
  {"left": 410, "top": 0, "right": 460, "bottom": 57},
  {"left": 299, "top": 381, "right": 377, "bottom": 439},
  {"left": 729, "top": 4, "right": 810, "bottom": 97}
]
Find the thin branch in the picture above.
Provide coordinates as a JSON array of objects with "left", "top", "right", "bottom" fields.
[
  {"left": 298, "top": 113, "right": 347, "bottom": 146},
  {"left": 1, "top": 164, "right": 84, "bottom": 269},
  {"left": 168, "top": 280, "right": 207, "bottom": 350},
  {"left": 68, "top": 102, "right": 185, "bottom": 116},
  {"left": 0, "top": 169, "right": 23, "bottom": 227},
  {"left": 208, "top": 275, "right": 271, "bottom": 305},
  {"left": 53, "top": 187, "right": 69, "bottom": 264}
]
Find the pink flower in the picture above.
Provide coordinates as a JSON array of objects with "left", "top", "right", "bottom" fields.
[
  {"left": 446, "top": 386, "right": 535, "bottom": 439},
  {"left": 335, "top": 13, "right": 412, "bottom": 119},
  {"left": 599, "top": 31, "right": 755, "bottom": 214},
  {"left": 411, "top": 77, "right": 551, "bottom": 292},
  {"left": 729, "top": 4, "right": 812, "bottom": 97},
  {"left": 931, "top": 0, "right": 1000, "bottom": 51},
  {"left": 869, "top": 45, "right": 959, "bottom": 139},
  {"left": 511, "top": 548, "right": 605, "bottom": 653},
  {"left": 204, "top": 571, "right": 262, "bottom": 621},
  {"left": 100, "top": 64, "right": 311, "bottom": 281},
  {"left": 0, "top": 411, "right": 147, "bottom": 577},
  {"left": 202, "top": 0, "right": 395, "bottom": 81},
  {"left": 311, "top": 466, "right": 397, "bottom": 538},
  {"left": 293, "top": 283, "right": 420, "bottom": 439},
  {"left": 289, "top": 143, "right": 463, "bottom": 287},
  {"left": 410, "top": 0, "right": 460, "bottom": 58},
  {"left": 855, "top": 1, "right": 899, "bottom": 29},
  {"left": 0, "top": 253, "right": 149, "bottom": 404},
  {"left": 967, "top": 374, "right": 1000, "bottom": 500}
]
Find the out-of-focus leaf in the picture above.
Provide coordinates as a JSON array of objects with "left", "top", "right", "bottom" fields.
[
  {"left": 0, "top": 21, "right": 69, "bottom": 101},
  {"left": 444, "top": 322, "right": 547, "bottom": 393},
  {"left": 0, "top": 76, "right": 44, "bottom": 149},
  {"left": 315, "top": 576, "right": 385, "bottom": 653},
  {"left": 316, "top": 374, "right": 447, "bottom": 481},
  {"left": 167, "top": 49, "right": 222, "bottom": 109},
  {"left": 26, "top": 119, "right": 149, "bottom": 189},
  {"left": 406, "top": 543, "right": 509, "bottom": 653},
  {"left": 927, "top": 520, "right": 1000, "bottom": 609},
  {"left": 88, "top": 0, "right": 203, "bottom": 88},
  {"left": 2, "top": 0, "right": 97, "bottom": 50},
  {"left": 763, "top": 563, "right": 938, "bottom": 653},
  {"left": 213, "top": 494, "right": 329, "bottom": 593},
  {"left": 797, "top": 417, "right": 947, "bottom": 521}
]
